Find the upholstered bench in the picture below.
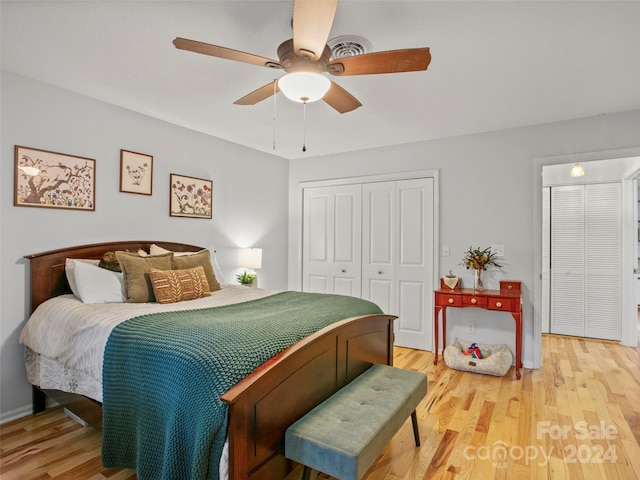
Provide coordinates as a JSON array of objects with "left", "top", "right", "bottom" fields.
[{"left": 285, "top": 364, "right": 427, "bottom": 480}]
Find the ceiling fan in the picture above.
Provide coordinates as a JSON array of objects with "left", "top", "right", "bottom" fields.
[{"left": 173, "top": 0, "right": 431, "bottom": 114}]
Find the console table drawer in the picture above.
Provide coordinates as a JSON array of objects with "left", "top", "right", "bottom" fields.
[
  {"left": 435, "top": 293, "right": 462, "bottom": 307},
  {"left": 488, "top": 297, "right": 513, "bottom": 311},
  {"left": 463, "top": 295, "right": 487, "bottom": 307}
]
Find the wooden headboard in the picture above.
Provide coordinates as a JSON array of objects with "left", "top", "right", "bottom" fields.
[{"left": 25, "top": 241, "right": 204, "bottom": 313}]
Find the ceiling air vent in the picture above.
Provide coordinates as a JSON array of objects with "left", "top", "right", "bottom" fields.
[{"left": 328, "top": 35, "right": 372, "bottom": 58}]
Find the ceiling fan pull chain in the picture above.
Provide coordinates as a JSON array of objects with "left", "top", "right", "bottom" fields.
[
  {"left": 302, "top": 101, "right": 307, "bottom": 152},
  {"left": 273, "top": 80, "right": 277, "bottom": 150}
]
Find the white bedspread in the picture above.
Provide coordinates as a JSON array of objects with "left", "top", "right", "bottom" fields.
[{"left": 19, "top": 285, "right": 277, "bottom": 384}]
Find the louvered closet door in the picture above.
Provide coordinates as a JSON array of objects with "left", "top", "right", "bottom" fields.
[
  {"left": 551, "top": 186, "right": 585, "bottom": 336},
  {"left": 585, "top": 183, "right": 621, "bottom": 340},
  {"left": 550, "top": 183, "right": 621, "bottom": 340},
  {"left": 302, "top": 184, "right": 362, "bottom": 296}
]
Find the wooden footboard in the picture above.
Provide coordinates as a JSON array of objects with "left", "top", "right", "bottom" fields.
[
  {"left": 222, "top": 314, "right": 395, "bottom": 480},
  {"left": 25, "top": 241, "right": 395, "bottom": 480}
]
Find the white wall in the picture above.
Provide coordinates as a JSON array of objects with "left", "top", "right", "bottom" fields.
[
  {"left": 0, "top": 71, "right": 289, "bottom": 421},
  {"left": 289, "top": 109, "right": 640, "bottom": 372}
]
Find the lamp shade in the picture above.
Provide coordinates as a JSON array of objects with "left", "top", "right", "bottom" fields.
[
  {"left": 278, "top": 72, "right": 331, "bottom": 103},
  {"left": 240, "top": 248, "right": 262, "bottom": 269}
]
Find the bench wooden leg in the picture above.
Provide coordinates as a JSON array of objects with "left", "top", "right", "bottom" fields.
[
  {"left": 301, "top": 465, "right": 311, "bottom": 480},
  {"left": 411, "top": 410, "right": 420, "bottom": 447}
]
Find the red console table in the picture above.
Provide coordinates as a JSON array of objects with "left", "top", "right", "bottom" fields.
[{"left": 433, "top": 280, "right": 523, "bottom": 379}]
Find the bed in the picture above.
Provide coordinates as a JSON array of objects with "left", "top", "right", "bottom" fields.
[{"left": 20, "top": 241, "right": 396, "bottom": 480}]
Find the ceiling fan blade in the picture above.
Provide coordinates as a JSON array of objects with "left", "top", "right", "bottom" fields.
[
  {"left": 328, "top": 48, "right": 431, "bottom": 76},
  {"left": 323, "top": 81, "right": 362, "bottom": 114},
  {"left": 234, "top": 81, "right": 280, "bottom": 105},
  {"left": 292, "top": 0, "right": 338, "bottom": 61},
  {"left": 173, "top": 37, "right": 282, "bottom": 69}
]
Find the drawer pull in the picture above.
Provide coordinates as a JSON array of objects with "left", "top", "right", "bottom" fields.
[
  {"left": 471, "top": 298, "right": 477, "bottom": 304},
  {"left": 448, "top": 298, "right": 454, "bottom": 304},
  {"left": 496, "top": 301, "right": 502, "bottom": 308},
  {"left": 342, "top": 269, "right": 346, "bottom": 273}
]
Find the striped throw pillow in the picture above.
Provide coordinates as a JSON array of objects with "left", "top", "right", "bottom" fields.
[{"left": 149, "top": 266, "right": 210, "bottom": 304}]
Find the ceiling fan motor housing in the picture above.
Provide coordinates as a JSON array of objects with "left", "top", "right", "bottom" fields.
[{"left": 277, "top": 39, "right": 332, "bottom": 74}]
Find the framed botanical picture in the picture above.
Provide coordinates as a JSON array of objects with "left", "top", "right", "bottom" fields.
[
  {"left": 14, "top": 145, "right": 96, "bottom": 211},
  {"left": 169, "top": 173, "right": 213, "bottom": 219},
  {"left": 120, "top": 149, "right": 153, "bottom": 195}
]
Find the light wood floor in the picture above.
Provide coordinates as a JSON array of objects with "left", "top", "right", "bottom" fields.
[{"left": 2, "top": 333, "right": 639, "bottom": 480}]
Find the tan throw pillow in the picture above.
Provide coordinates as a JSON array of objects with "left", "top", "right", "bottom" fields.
[
  {"left": 149, "top": 267, "right": 211, "bottom": 304},
  {"left": 171, "top": 249, "right": 221, "bottom": 292},
  {"left": 115, "top": 251, "right": 173, "bottom": 303}
]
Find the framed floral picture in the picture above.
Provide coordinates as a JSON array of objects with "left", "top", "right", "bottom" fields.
[
  {"left": 120, "top": 149, "right": 153, "bottom": 195},
  {"left": 14, "top": 145, "right": 96, "bottom": 211},
  {"left": 169, "top": 173, "right": 213, "bottom": 219}
]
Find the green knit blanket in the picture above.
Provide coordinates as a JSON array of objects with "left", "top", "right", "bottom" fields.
[{"left": 101, "top": 291, "right": 382, "bottom": 480}]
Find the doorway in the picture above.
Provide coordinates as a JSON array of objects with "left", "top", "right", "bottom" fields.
[{"left": 534, "top": 151, "right": 640, "bottom": 364}]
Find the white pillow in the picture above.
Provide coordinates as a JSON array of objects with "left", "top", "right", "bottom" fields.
[
  {"left": 65, "top": 258, "right": 100, "bottom": 298},
  {"left": 150, "top": 244, "right": 195, "bottom": 257},
  {"left": 72, "top": 259, "right": 125, "bottom": 303}
]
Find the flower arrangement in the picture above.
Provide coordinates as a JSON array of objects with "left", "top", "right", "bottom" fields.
[{"left": 460, "top": 246, "right": 503, "bottom": 271}]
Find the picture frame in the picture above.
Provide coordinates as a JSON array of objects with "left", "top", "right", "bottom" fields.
[
  {"left": 120, "top": 149, "right": 153, "bottom": 195},
  {"left": 14, "top": 145, "right": 96, "bottom": 211},
  {"left": 169, "top": 173, "right": 213, "bottom": 219}
]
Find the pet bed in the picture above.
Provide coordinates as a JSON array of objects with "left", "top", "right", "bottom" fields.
[{"left": 443, "top": 338, "right": 513, "bottom": 377}]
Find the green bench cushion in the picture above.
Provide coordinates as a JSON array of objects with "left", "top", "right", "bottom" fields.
[{"left": 285, "top": 364, "right": 427, "bottom": 480}]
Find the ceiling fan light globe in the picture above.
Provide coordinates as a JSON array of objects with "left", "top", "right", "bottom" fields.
[{"left": 278, "top": 72, "right": 330, "bottom": 103}]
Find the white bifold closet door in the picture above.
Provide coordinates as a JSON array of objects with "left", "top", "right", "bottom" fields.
[
  {"left": 302, "top": 184, "right": 362, "bottom": 297},
  {"left": 550, "top": 183, "right": 621, "bottom": 340},
  {"left": 362, "top": 178, "right": 434, "bottom": 350},
  {"left": 302, "top": 177, "right": 434, "bottom": 350}
]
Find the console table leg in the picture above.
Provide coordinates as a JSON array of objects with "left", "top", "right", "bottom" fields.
[
  {"left": 433, "top": 306, "right": 441, "bottom": 365},
  {"left": 513, "top": 310, "right": 523, "bottom": 380}
]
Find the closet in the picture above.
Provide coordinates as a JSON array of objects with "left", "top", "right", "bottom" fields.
[
  {"left": 302, "top": 176, "right": 435, "bottom": 350},
  {"left": 545, "top": 183, "right": 622, "bottom": 340}
]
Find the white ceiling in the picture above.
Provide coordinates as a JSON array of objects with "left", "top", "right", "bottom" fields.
[{"left": 2, "top": 1, "right": 639, "bottom": 160}]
